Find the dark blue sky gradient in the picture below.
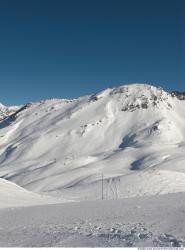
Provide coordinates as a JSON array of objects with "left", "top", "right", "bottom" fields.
[{"left": 0, "top": 0, "right": 184, "bottom": 105}]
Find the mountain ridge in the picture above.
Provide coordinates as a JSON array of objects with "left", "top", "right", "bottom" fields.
[{"left": 1, "top": 83, "right": 185, "bottom": 111}]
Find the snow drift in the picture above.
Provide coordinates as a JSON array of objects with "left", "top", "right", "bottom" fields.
[{"left": 0, "top": 178, "right": 61, "bottom": 208}]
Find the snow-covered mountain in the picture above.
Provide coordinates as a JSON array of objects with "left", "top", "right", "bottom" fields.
[
  {"left": 0, "top": 103, "right": 20, "bottom": 121},
  {"left": 0, "top": 83, "right": 185, "bottom": 202}
]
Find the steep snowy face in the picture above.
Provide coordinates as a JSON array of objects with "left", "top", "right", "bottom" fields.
[
  {"left": 0, "top": 83, "right": 185, "bottom": 201},
  {"left": 89, "top": 84, "right": 183, "bottom": 145}
]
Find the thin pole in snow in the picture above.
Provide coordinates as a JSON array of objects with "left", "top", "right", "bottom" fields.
[{"left": 101, "top": 173, "right": 104, "bottom": 200}]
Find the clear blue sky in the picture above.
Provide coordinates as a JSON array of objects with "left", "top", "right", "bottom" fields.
[{"left": 0, "top": 0, "right": 184, "bottom": 105}]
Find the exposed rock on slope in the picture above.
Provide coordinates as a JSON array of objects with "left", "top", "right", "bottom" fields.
[{"left": 171, "top": 91, "right": 185, "bottom": 100}]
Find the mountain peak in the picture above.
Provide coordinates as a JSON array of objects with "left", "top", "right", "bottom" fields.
[{"left": 90, "top": 83, "right": 171, "bottom": 112}]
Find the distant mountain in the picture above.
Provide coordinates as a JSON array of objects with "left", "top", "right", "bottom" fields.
[
  {"left": 0, "top": 83, "right": 185, "bottom": 201},
  {"left": 0, "top": 103, "right": 20, "bottom": 121}
]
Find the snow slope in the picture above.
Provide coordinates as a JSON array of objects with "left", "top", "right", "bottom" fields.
[
  {"left": 0, "top": 83, "right": 185, "bottom": 201},
  {"left": 0, "top": 178, "right": 62, "bottom": 208}
]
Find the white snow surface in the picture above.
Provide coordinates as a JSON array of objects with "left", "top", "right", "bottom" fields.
[
  {"left": 0, "top": 83, "right": 185, "bottom": 202},
  {"left": 0, "top": 192, "right": 185, "bottom": 247}
]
